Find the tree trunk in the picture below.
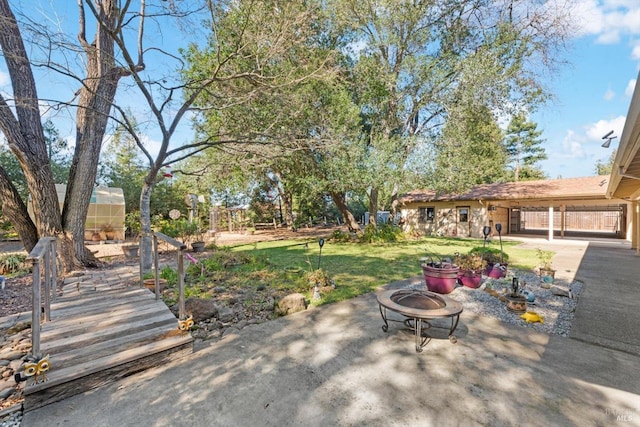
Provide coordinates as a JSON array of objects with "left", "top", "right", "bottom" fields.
[
  {"left": 281, "top": 191, "right": 295, "bottom": 230},
  {"left": 139, "top": 180, "right": 154, "bottom": 274},
  {"left": 329, "top": 191, "right": 360, "bottom": 232},
  {"left": 0, "top": 168, "right": 38, "bottom": 250},
  {"left": 0, "top": 0, "right": 77, "bottom": 270},
  {"left": 368, "top": 187, "right": 379, "bottom": 227},
  {"left": 63, "top": 0, "right": 121, "bottom": 267}
]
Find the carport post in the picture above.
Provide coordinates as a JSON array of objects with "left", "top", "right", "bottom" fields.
[{"left": 548, "top": 206, "right": 554, "bottom": 241}]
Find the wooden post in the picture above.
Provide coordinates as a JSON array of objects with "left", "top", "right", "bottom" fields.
[
  {"left": 32, "top": 259, "right": 41, "bottom": 355},
  {"left": 51, "top": 239, "right": 57, "bottom": 302},
  {"left": 178, "top": 248, "right": 185, "bottom": 319},
  {"left": 153, "top": 235, "right": 160, "bottom": 300},
  {"left": 548, "top": 205, "right": 554, "bottom": 241},
  {"left": 43, "top": 249, "right": 51, "bottom": 322}
]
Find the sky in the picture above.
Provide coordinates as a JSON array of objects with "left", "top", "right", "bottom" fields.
[
  {"left": 1, "top": 0, "right": 640, "bottom": 180},
  {"left": 532, "top": 0, "right": 640, "bottom": 178}
]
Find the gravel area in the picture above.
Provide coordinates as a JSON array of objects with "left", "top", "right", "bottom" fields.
[{"left": 411, "top": 268, "right": 582, "bottom": 337}]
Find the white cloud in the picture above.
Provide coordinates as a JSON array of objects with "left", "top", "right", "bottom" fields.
[
  {"left": 573, "top": 0, "right": 640, "bottom": 41},
  {"left": 585, "top": 115, "right": 626, "bottom": 141},
  {"left": 560, "top": 129, "right": 586, "bottom": 158},
  {"left": 625, "top": 78, "right": 637, "bottom": 96},
  {"left": 604, "top": 87, "right": 616, "bottom": 100}
]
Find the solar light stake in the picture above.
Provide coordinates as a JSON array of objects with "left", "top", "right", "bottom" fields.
[
  {"left": 481, "top": 226, "right": 491, "bottom": 262},
  {"left": 317, "top": 238, "right": 325, "bottom": 270},
  {"left": 495, "top": 223, "right": 504, "bottom": 264}
]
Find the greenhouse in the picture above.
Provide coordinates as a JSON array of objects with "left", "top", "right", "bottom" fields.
[{"left": 28, "top": 184, "right": 126, "bottom": 241}]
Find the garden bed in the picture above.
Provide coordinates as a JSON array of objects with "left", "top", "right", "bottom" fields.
[{"left": 410, "top": 268, "right": 582, "bottom": 336}]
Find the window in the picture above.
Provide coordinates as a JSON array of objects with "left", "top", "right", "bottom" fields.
[
  {"left": 419, "top": 207, "right": 435, "bottom": 223},
  {"left": 458, "top": 207, "right": 469, "bottom": 223}
]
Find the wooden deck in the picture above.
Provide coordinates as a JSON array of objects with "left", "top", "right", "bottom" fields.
[{"left": 22, "top": 280, "right": 193, "bottom": 411}]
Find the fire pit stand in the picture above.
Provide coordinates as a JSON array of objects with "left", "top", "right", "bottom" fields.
[{"left": 377, "top": 289, "right": 462, "bottom": 352}]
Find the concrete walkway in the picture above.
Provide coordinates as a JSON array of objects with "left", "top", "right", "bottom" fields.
[{"left": 23, "top": 238, "right": 640, "bottom": 426}]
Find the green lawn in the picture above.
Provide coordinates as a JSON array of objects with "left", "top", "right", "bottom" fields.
[{"left": 226, "top": 236, "right": 541, "bottom": 307}]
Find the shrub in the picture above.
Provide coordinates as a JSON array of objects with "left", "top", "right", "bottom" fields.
[
  {"left": 330, "top": 229, "right": 350, "bottom": 242},
  {"left": 0, "top": 253, "right": 28, "bottom": 275},
  {"left": 469, "top": 246, "right": 509, "bottom": 264},
  {"left": 360, "top": 223, "right": 404, "bottom": 243}
]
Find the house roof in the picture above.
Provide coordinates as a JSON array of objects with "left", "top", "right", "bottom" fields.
[
  {"left": 607, "top": 68, "right": 640, "bottom": 200},
  {"left": 399, "top": 176, "right": 610, "bottom": 204}
]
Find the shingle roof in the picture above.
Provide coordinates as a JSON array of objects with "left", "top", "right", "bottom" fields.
[{"left": 398, "top": 176, "right": 610, "bottom": 204}]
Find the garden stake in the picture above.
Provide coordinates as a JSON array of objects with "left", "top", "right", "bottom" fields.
[
  {"left": 313, "top": 238, "right": 325, "bottom": 300},
  {"left": 481, "top": 226, "right": 491, "bottom": 263},
  {"left": 317, "top": 238, "right": 325, "bottom": 270},
  {"left": 495, "top": 223, "right": 504, "bottom": 264}
]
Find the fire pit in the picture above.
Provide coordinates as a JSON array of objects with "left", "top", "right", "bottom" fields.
[{"left": 376, "top": 288, "right": 462, "bottom": 352}]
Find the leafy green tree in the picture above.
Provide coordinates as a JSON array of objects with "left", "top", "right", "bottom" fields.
[
  {"left": 595, "top": 149, "right": 617, "bottom": 176},
  {"left": 431, "top": 104, "right": 508, "bottom": 192},
  {"left": 331, "top": 0, "right": 572, "bottom": 217},
  {"left": 0, "top": 120, "right": 70, "bottom": 200},
  {"left": 504, "top": 113, "right": 548, "bottom": 181}
]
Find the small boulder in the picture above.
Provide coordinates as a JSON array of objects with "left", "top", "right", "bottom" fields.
[
  {"left": 185, "top": 297, "right": 219, "bottom": 323},
  {"left": 551, "top": 286, "right": 571, "bottom": 298},
  {"left": 276, "top": 293, "right": 307, "bottom": 315},
  {"left": 217, "top": 306, "right": 236, "bottom": 323}
]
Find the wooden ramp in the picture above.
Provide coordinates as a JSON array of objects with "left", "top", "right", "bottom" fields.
[{"left": 22, "top": 285, "right": 193, "bottom": 411}]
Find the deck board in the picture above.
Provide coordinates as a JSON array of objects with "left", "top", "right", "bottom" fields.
[{"left": 23, "top": 280, "right": 193, "bottom": 411}]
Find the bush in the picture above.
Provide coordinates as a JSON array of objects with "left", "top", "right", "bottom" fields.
[
  {"left": 0, "top": 253, "right": 28, "bottom": 275},
  {"left": 469, "top": 246, "right": 509, "bottom": 264},
  {"left": 360, "top": 223, "right": 404, "bottom": 243},
  {"left": 330, "top": 229, "right": 350, "bottom": 242}
]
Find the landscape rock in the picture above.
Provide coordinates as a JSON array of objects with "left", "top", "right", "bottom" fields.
[
  {"left": 184, "top": 297, "right": 219, "bottom": 323},
  {"left": 551, "top": 286, "right": 570, "bottom": 297},
  {"left": 217, "top": 307, "right": 235, "bottom": 323},
  {"left": 276, "top": 293, "right": 307, "bottom": 315}
]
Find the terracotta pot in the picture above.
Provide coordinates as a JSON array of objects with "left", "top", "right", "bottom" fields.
[
  {"left": 143, "top": 278, "right": 166, "bottom": 293},
  {"left": 458, "top": 269, "right": 483, "bottom": 288},
  {"left": 421, "top": 263, "right": 459, "bottom": 294}
]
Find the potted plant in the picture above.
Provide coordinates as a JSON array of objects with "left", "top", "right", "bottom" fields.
[
  {"left": 142, "top": 273, "right": 167, "bottom": 293},
  {"left": 100, "top": 223, "right": 115, "bottom": 241},
  {"left": 454, "top": 252, "right": 484, "bottom": 289},
  {"left": 421, "top": 255, "right": 459, "bottom": 294},
  {"left": 471, "top": 247, "right": 509, "bottom": 279},
  {"left": 536, "top": 248, "right": 555, "bottom": 280},
  {"left": 190, "top": 226, "right": 207, "bottom": 253},
  {"left": 505, "top": 277, "right": 527, "bottom": 314}
]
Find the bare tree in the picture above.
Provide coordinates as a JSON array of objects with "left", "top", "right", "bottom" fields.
[{"left": 0, "top": 0, "right": 145, "bottom": 271}]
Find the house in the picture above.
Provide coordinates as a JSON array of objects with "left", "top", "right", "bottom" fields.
[
  {"left": 398, "top": 176, "right": 632, "bottom": 241},
  {"left": 607, "top": 68, "right": 640, "bottom": 255}
]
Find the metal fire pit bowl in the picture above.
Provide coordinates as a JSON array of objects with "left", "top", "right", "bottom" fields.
[{"left": 377, "top": 289, "right": 462, "bottom": 352}]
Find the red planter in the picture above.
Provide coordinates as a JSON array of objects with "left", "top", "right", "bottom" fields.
[
  {"left": 421, "top": 263, "right": 459, "bottom": 294},
  {"left": 458, "top": 270, "right": 483, "bottom": 288},
  {"left": 484, "top": 263, "right": 508, "bottom": 279}
]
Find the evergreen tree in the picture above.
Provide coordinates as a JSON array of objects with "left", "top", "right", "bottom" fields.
[
  {"left": 504, "top": 113, "right": 547, "bottom": 181},
  {"left": 595, "top": 149, "right": 617, "bottom": 176}
]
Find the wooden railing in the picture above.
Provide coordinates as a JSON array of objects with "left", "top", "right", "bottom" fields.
[
  {"left": 27, "top": 236, "right": 57, "bottom": 356},
  {"left": 151, "top": 232, "right": 187, "bottom": 319}
]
